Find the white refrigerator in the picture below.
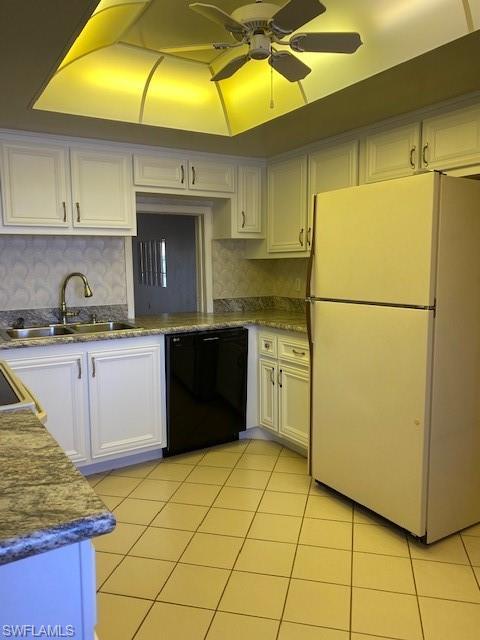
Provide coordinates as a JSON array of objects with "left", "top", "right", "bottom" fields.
[{"left": 308, "top": 172, "right": 480, "bottom": 543}]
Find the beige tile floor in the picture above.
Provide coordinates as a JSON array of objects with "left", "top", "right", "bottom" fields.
[{"left": 87, "top": 438, "right": 480, "bottom": 640}]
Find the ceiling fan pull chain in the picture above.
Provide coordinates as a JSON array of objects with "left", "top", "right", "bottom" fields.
[{"left": 270, "top": 54, "right": 275, "bottom": 109}]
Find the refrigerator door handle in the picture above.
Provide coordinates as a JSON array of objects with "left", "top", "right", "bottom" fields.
[{"left": 306, "top": 194, "right": 318, "bottom": 348}]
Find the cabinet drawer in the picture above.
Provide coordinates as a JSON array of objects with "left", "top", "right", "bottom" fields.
[
  {"left": 278, "top": 337, "right": 309, "bottom": 365},
  {"left": 258, "top": 333, "right": 277, "bottom": 358}
]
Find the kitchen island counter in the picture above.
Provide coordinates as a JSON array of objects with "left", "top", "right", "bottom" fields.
[{"left": 0, "top": 410, "right": 114, "bottom": 565}]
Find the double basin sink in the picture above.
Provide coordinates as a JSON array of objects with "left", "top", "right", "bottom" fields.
[{"left": 2, "top": 321, "right": 137, "bottom": 340}]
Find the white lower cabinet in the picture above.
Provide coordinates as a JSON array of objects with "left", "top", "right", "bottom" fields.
[
  {"left": 258, "top": 331, "right": 309, "bottom": 448},
  {"left": 88, "top": 344, "right": 163, "bottom": 459},
  {"left": 278, "top": 365, "right": 309, "bottom": 446},
  {"left": 8, "top": 353, "right": 89, "bottom": 463},
  {"left": 258, "top": 359, "right": 277, "bottom": 430},
  {"left": 3, "top": 337, "right": 166, "bottom": 467}
]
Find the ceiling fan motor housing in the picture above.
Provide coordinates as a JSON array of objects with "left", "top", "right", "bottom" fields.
[
  {"left": 231, "top": 2, "right": 279, "bottom": 30},
  {"left": 231, "top": 3, "right": 278, "bottom": 60}
]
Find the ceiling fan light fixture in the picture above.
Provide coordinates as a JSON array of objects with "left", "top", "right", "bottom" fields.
[{"left": 249, "top": 33, "right": 271, "bottom": 60}]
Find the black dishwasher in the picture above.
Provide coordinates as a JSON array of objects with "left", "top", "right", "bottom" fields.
[{"left": 164, "top": 328, "right": 248, "bottom": 456}]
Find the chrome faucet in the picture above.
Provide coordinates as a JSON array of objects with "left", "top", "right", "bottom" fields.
[{"left": 60, "top": 273, "right": 93, "bottom": 324}]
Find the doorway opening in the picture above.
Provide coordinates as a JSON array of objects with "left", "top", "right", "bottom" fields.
[
  {"left": 133, "top": 213, "right": 197, "bottom": 315},
  {"left": 130, "top": 207, "right": 212, "bottom": 316}
]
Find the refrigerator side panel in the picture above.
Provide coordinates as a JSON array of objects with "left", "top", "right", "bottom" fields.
[
  {"left": 311, "top": 302, "right": 433, "bottom": 536},
  {"left": 313, "top": 173, "right": 439, "bottom": 306},
  {"left": 427, "top": 176, "right": 480, "bottom": 542}
]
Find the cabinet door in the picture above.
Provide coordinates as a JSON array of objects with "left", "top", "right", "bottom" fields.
[
  {"left": 1, "top": 142, "right": 70, "bottom": 226},
  {"left": 278, "top": 364, "right": 309, "bottom": 447},
  {"left": 70, "top": 149, "right": 134, "bottom": 229},
  {"left": 188, "top": 159, "right": 235, "bottom": 192},
  {"left": 308, "top": 141, "right": 358, "bottom": 248},
  {"left": 267, "top": 156, "right": 308, "bottom": 253},
  {"left": 422, "top": 105, "right": 480, "bottom": 170},
  {"left": 258, "top": 358, "right": 278, "bottom": 432},
  {"left": 133, "top": 154, "right": 187, "bottom": 189},
  {"left": 88, "top": 344, "right": 164, "bottom": 458},
  {"left": 237, "top": 165, "right": 262, "bottom": 233},
  {"left": 362, "top": 123, "right": 421, "bottom": 183},
  {"left": 7, "top": 354, "right": 88, "bottom": 463}
]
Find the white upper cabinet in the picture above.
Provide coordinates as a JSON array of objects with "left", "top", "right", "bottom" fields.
[
  {"left": 188, "top": 159, "right": 235, "bottom": 192},
  {"left": 70, "top": 148, "right": 134, "bottom": 229},
  {"left": 267, "top": 155, "right": 308, "bottom": 253},
  {"left": 421, "top": 105, "right": 480, "bottom": 170},
  {"left": 237, "top": 165, "right": 262, "bottom": 234},
  {"left": 1, "top": 142, "right": 70, "bottom": 226},
  {"left": 361, "top": 123, "right": 421, "bottom": 183},
  {"left": 134, "top": 153, "right": 188, "bottom": 189},
  {"left": 308, "top": 141, "right": 358, "bottom": 248},
  {"left": 133, "top": 153, "right": 235, "bottom": 193}
]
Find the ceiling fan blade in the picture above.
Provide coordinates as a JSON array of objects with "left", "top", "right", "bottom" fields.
[
  {"left": 189, "top": 3, "right": 246, "bottom": 36},
  {"left": 290, "top": 32, "right": 363, "bottom": 53},
  {"left": 211, "top": 54, "right": 250, "bottom": 81},
  {"left": 269, "top": 51, "right": 311, "bottom": 82},
  {"left": 271, "top": 0, "right": 326, "bottom": 35}
]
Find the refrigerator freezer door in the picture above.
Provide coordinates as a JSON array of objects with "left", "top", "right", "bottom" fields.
[
  {"left": 311, "top": 301, "right": 433, "bottom": 536},
  {"left": 313, "top": 173, "right": 438, "bottom": 307}
]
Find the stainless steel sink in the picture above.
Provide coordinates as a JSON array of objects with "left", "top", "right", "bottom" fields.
[
  {"left": 5, "top": 325, "right": 75, "bottom": 339},
  {"left": 69, "top": 321, "right": 136, "bottom": 334}
]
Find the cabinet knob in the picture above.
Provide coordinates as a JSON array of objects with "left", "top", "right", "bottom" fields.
[
  {"left": 191, "top": 165, "right": 196, "bottom": 185},
  {"left": 278, "top": 369, "right": 283, "bottom": 387},
  {"left": 180, "top": 164, "right": 185, "bottom": 184},
  {"left": 77, "top": 359, "right": 82, "bottom": 380},
  {"left": 422, "top": 143, "right": 429, "bottom": 167},
  {"left": 241, "top": 210, "right": 246, "bottom": 228},
  {"left": 270, "top": 368, "right": 275, "bottom": 385},
  {"left": 307, "top": 227, "right": 312, "bottom": 247},
  {"left": 75, "top": 202, "right": 81, "bottom": 223},
  {"left": 91, "top": 357, "right": 96, "bottom": 378},
  {"left": 62, "top": 201, "right": 67, "bottom": 223},
  {"left": 409, "top": 146, "right": 416, "bottom": 169}
]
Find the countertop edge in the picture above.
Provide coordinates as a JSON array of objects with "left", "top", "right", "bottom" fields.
[
  {"left": 0, "top": 511, "right": 116, "bottom": 566},
  {"left": 0, "top": 317, "right": 308, "bottom": 350}
]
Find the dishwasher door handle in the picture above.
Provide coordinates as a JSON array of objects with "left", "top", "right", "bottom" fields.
[{"left": 202, "top": 336, "right": 220, "bottom": 341}]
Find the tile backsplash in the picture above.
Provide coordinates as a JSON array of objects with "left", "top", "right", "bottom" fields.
[
  {"left": 0, "top": 235, "right": 306, "bottom": 316},
  {"left": 212, "top": 240, "right": 308, "bottom": 300},
  {"left": 0, "top": 236, "right": 127, "bottom": 310}
]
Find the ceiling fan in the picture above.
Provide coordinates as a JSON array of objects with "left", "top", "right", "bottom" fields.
[{"left": 188, "top": 0, "right": 363, "bottom": 82}]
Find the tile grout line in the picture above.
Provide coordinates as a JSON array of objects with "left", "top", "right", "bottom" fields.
[
  {"left": 90, "top": 447, "right": 480, "bottom": 640},
  {"left": 460, "top": 533, "right": 480, "bottom": 592},
  {"left": 145, "top": 441, "right": 249, "bottom": 634},
  {"left": 121, "top": 439, "right": 279, "bottom": 640},
  {"left": 349, "top": 505, "right": 355, "bottom": 639},
  {"left": 94, "top": 449, "right": 213, "bottom": 610},
  {"left": 127, "top": 445, "right": 217, "bottom": 640},
  {"left": 201, "top": 441, "right": 285, "bottom": 639},
  {"left": 274, "top": 470, "right": 313, "bottom": 640},
  {"left": 407, "top": 536, "right": 426, "bottom": 640}
]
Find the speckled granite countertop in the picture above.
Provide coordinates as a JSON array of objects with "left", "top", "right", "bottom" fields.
[
  {"left": 0, "top": 410, "right": 115, "bottom": 565},
  {"left": 0, "top": 311, "right": 307, "bottom": 350}
]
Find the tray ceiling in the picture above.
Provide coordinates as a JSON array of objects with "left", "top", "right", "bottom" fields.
[{"left": 34, "top": 0, "right": 478, "bottom": 137}]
